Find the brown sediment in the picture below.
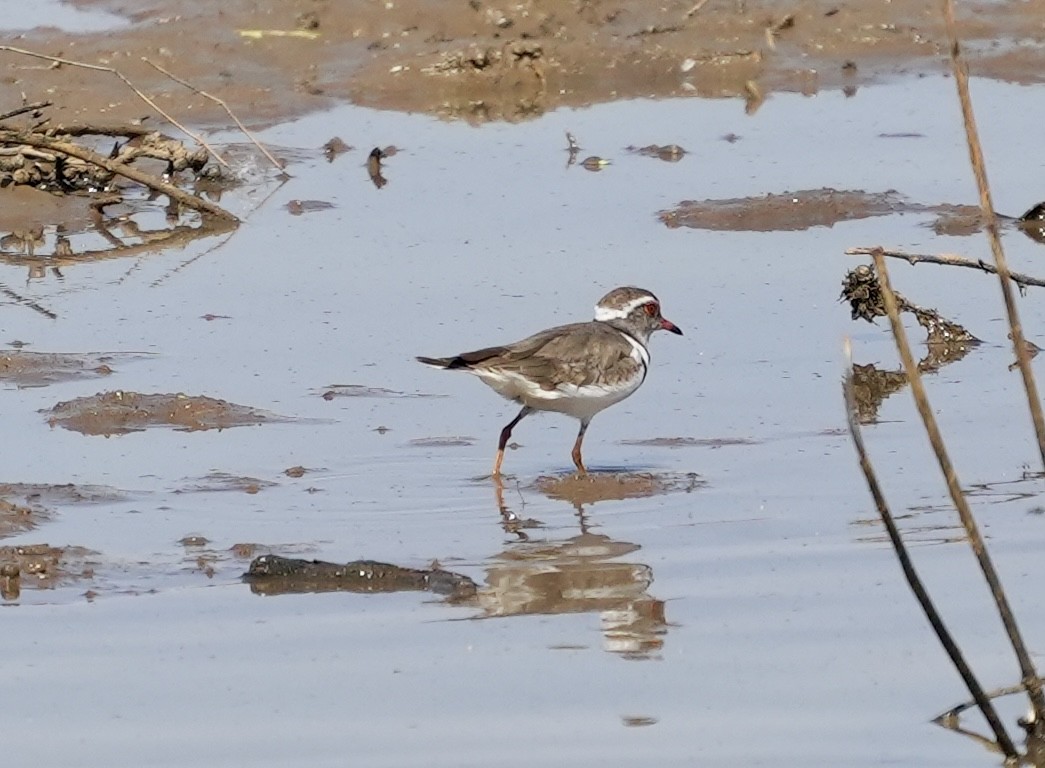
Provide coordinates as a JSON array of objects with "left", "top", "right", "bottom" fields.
[
  {"left": 43, "top": 390, "right": 292, "bottom": 435},
  {"left": 658, "top": 189, "right": 1001, "bottom": 234},
  {"left": 174, "top": 472, "right": 279, "bottom": 495},
  {"left": 0, "top": 350, "right": 148, "bottom": 388},
  {"left": 243, "top": 554, "right": 478, "bottom": 599},
  {"left": 0, "top": 0, "right": 1042, "bottom": 131},
  {"left": 409, "top": 436, "right": 477, "bottom": 447},
  {"left": 533, "top": 471, "right": 703, "bottom": 506},
  {"left": 620, "top": 436, "right": 759, "bottom": 448},
  {"left": 0, "top": 543, "right": 99, "bottom": 594}
]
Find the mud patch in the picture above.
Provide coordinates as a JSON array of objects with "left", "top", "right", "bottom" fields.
[
  {"left": 2, "top": 0, "right": 1045, "bottom": 133},
  {"left": 0, "top": 350, "right": 147, "bottom": 388},
  {"left": 319, "top": 383, "right": 443, "bottom": 400},
  {"left": 409, "top": 436, "right": 477, "bottom": 447},
  {"left": 0, "top": 498, "right": 48, "bottom": 539},
  {"left": 621, "top": 436, "right": 759, "bottom": 448},
  {"left": 533, "top": 471, "right": 703, "bottom": 507},
  {"left": 627, "top": 144, "right": 687, "bottom": 162},
  {"left": 659, "top": 189, "right": 993, "bottom": 233},
  {"left": 0, "top": 481, "right": 127, "bottom": 548},
  {"left": 244, "top": 554, "right": 477, "bottom": 599},
  {"left": 174, "top": 472, "right": 279, "bottom": 495},
  {"left": 44, "top": 391, "right": 293, "bottom": 435},
  {"left": 0, "top": 544, "right": 99, "bottom": 599},
  {"left": 0, "top": 482, "right": 127, "bottom": 505}
]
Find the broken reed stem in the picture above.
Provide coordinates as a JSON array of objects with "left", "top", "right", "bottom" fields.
[
  {"left": 0, "top": 100, "right": 52, "bottom": 122},
  {"left": 872, "top": 248, "right": 1044, "bottom": 731},
  {"left": 141, "top": 57, "right": 285, "bottom": 171},
  {"left": 944, "top": 0, "right": 1045, "bottom": 723},
  {"left": 843, "top": 340, "right": 1017, "bottom": 759},
  {"left": 847, "top": 247, "right": 1045, "bottom": 290},
  {"left": 0, "top": 129, "right": 237, "bottom": 221},
  {"left": 941, "top": 1, "right": 1045, "bottom": 477},
  {"left": 0, "top": 45, "right": 229, "bottom": 168}
]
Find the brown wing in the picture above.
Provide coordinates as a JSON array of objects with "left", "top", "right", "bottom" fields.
[{"left": 471, "top": 322, "right": 642, "bottom": 389}]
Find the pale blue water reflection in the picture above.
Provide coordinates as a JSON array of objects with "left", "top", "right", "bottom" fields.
[{"left": 3, "top": 76, "right": 1045, "bottom": 766}]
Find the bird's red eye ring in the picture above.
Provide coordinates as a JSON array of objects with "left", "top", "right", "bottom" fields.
[{"left": 644, "top": 302, "right": 659, "bottom": 317}]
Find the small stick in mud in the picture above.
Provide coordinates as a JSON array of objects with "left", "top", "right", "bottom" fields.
[
  {"left": 141, "top": 57, "right": 284, "bottom": 172},
  {"left": 0, "top": 45, "right": 228, "bottom": 168},
  {"left": 0, "top": 100, "right": 52, "bottom": 122},
  {"left": 872, "top": 248, "right": 1045, "bottom": 736},
  {"left": 843, "top": 340, "right": 1018, "bottom": 760},
  {"left": 847, "top": 246, "right": 1045, "bottom": 290},
  {"left": 0, "top": 129, "right": 237, "bottom": 221}
]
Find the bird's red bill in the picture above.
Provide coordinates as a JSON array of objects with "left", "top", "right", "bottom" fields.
[{"left": 661, "top": 318, "right": 683, "bottom": 335}]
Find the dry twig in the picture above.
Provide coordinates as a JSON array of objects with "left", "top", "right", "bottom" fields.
[
  {"left": 843, "top": 338, "right": 1017, "bottom": 759},
  {"left": 0, "top": 101, "right": 52, "bottom": 122},
  {"left": 873, "top": 247, "right": 1043, "bottom": 736},
  {"left": 847, "top": 246, "right": 1045, "bottom": 290},
  {"left": 0, "top": 128, "right": 236, "bottom": 221},
  {"left": 941, "top": 1, "right": 1045, "bottom": 480},
  {"left": 0, "top": 45, "right": 228, "bottom": 168},
  {"left": 141, "top": 57, "right": 284, "bottom": 171}
]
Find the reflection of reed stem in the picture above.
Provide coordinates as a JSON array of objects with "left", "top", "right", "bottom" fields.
[
  {"left": 872, "top": 252, "right": 1032, "bottom": 755},
  {"left": 944, "top": 0, "right": 1045, "bottom": 724},
  {"left": 843, "top": 339, "right": 1017, "bottom": 759}
]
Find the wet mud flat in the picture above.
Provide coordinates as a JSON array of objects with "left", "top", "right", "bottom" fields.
[
  {"left": 5, "top": 3, "right": 1045, "bottom": 767},
  {"left": 3, "top": 0, "right": 1045, "bottom": 129}
]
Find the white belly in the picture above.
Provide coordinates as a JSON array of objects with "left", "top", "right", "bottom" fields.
[{"left": 473, "top": 333, "right": 649, "bottom": 421}]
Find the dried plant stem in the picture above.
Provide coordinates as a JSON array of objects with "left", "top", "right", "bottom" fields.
[
  {"left": 0, "top": 45, "right": 229, "bottom": 168},
  {"left": 941, "top": 1, "right": 1045, "bottom": 475},
  {"left": 0, "top": 128, "right": 237, "bottom": 221},
  {"left": 872, "top": 247, "right": 1045, "bottom": 728},
  {"left": 0, "top": 100, "right": 52, "bottom": 122},
  {"left": 843, "top": 340, "right": 1017, "bottom": 759},
  {"left": 847, "top": 246, "right": 1045, "bottom": 290},
  {"left": 141, "top": 57, "right": 284, "bottom": 171}
]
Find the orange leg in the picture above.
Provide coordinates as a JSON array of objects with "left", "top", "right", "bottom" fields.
[
  {"left": 494, "top": 406, "right": 532, "bottom": 477},
  {"left": 571, "top": 419, "right": 591, "bottom": 475}
]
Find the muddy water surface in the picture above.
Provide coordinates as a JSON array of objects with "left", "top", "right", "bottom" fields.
[{"left": 5, "top": 77, "right": 1045, "bottom": 766}]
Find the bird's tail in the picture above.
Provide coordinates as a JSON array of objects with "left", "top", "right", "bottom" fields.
[{"left": 416, "top": 355, "right": 460, "bottom": 369}]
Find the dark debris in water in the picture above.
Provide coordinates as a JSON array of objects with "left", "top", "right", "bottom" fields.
[
  {"left": 44, "top": 390, "right": 292, "bottom": 435},
  {"left": 840, "top": 263, "right": 979, "bottom": 345},
  {"left": 321, "top": 136, "right": 352, "bottom": 162},
  {"left": 626, "top": 144, "right": 686, "bottom": 162},
  {"left": 244, "top": 554, "right": 477, "bottom": 600},
  {"left": 849, "top": 340, "right": 974, "bottom": 424},
  {"left": 284, "top": 199, "right": 336, "bottom": 215}
]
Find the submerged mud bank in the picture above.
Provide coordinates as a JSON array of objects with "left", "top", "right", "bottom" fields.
[{"left": 5, "top": 0, "right": 1045, "bottom": 129}]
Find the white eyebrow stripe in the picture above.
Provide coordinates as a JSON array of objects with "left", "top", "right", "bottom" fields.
[{"left": 593, "top": 295, "right": 653, "bottom": 321}]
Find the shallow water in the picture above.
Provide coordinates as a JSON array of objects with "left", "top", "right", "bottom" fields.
[
  {"left": 4, "top": 76, "right": 1045, "bottom": 766},
  {"left": 1, "top": 0, "right": 128, "bottom": 33}
]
